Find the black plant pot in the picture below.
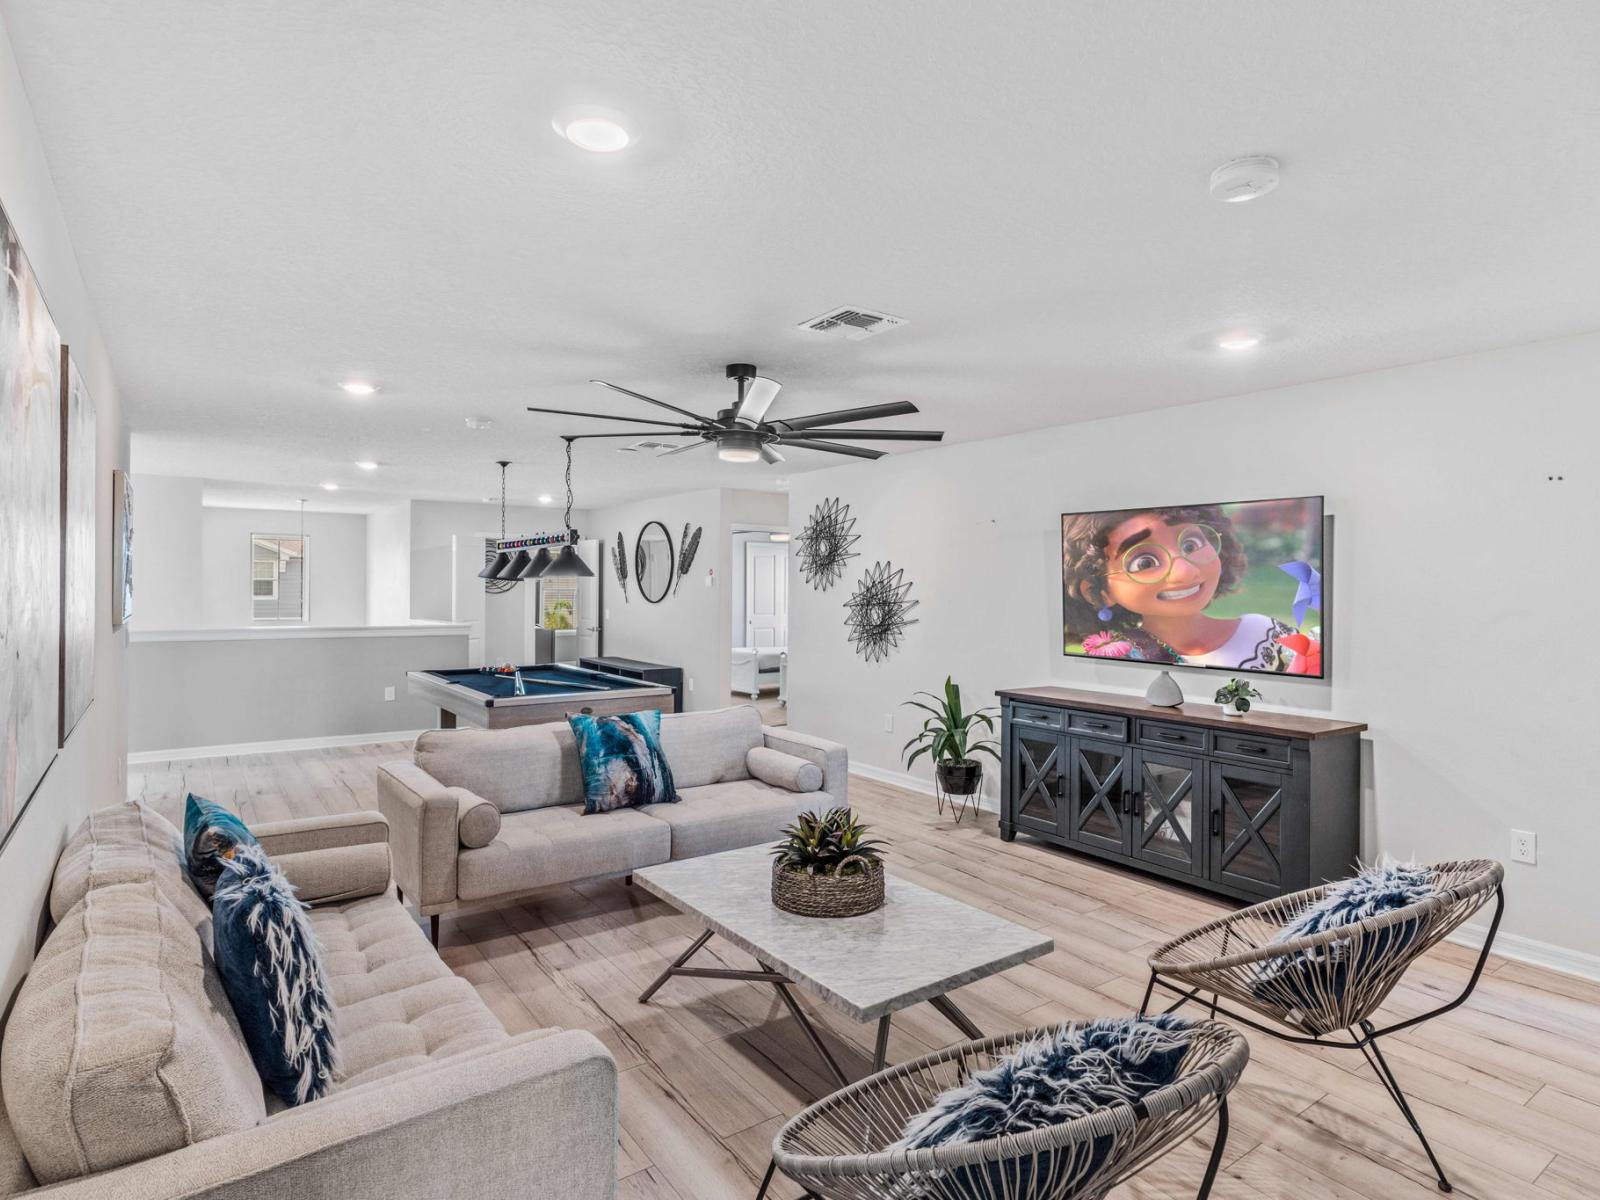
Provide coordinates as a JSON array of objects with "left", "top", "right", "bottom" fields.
[{"left": 936, "top": 759, "right": 983, "bottom": 796}]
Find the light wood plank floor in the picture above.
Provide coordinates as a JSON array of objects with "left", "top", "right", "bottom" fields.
[{"left": 129, "top": 742, "right": 1598, "bottom": 1200}]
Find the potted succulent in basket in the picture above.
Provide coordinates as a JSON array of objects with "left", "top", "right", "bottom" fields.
[
  {"left": 771, "top": 807, "right": 887, "bottom": 918},
  {"left": 901, "top": 677, "right": 1000, "bottom": 799},
  {"left": 1214, "top": 678, "right": 1263, "bottom": 717}
]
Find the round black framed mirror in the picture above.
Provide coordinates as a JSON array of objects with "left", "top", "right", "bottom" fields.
[{"left": 634, "top": 521, "right": 675, "bottom": 604}]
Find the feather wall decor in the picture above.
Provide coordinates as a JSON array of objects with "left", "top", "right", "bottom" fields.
[
  {"left": 612, "top": 531, "right": 629, "bottom": 601},
  {"left": 674, "top": 524, "right": 702, "bottom": 594}
]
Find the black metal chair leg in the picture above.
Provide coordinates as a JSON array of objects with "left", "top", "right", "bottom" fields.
[
  {"left": 1139, "top": 969, "right": 1157, "bottom": 1016},
  {"left": 1360, "top": 1025, "right": 1454, "bottom": 1192},
  {"left": 754, "top": 1158, "right": 776, "bottom": 1199},
  {"left": 1196, "top": 1098, "right": 1230, "bottom": 1200}
]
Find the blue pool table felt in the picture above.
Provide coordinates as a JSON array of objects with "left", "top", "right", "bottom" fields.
[{"left": 428, "top": 666, "right": 648, "bottom": 702}]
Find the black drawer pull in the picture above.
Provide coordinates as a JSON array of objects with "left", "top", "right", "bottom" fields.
[
  {"left": 1159, "top": 732, "right": 1184, "bottom": 741},
  {"left": 1209, "top": 809, "right": 1221, "bottom": 836},
  {"left": 1241, "top": 744, "right": 1268, "bottom": 755}
]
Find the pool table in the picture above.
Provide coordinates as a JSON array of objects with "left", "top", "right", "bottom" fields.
[{"left": 407, "top": 663, "right": 675, "bottom": 730}]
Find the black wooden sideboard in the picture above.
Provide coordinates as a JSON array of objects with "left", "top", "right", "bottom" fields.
[
  {"left": 578, "top": 656, "right": 684, "bottom": 715},
  {"left": 998, "top": 686, "right": 1366, "bottom": 902}
]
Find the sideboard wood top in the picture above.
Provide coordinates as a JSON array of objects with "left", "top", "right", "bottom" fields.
[{"left": 997, "top": 685, "right": 1367, "bottom": 740}]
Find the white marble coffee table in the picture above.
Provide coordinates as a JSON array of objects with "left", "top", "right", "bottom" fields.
[{"left": 634, "top": 844, "right": 1053, "bottom": 1085}]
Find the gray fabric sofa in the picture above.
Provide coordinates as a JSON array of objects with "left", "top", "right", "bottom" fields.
[
  {"left": 0, "top": 802, "right": 617, "bottom": 1199},
  {"left": 378, "top": 705, "right": 848, "bottom": 941}
]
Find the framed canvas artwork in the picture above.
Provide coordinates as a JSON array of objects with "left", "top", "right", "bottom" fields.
[
  {"left": 61, "top": 346, "right": 96, "bottom": 743},
  {"left": 113, "top": 467, "right": 133, "bottom": 627},
  {"left": 1, "top": 200, "right": 63, "bottom": 848}
]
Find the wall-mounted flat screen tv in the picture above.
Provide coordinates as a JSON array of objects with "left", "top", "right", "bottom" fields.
[{"left": 1062, "top": 494, "right": 1324, "bottom": 678}]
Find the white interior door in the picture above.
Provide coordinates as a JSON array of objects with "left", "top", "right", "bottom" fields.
[
  {"left": 745, "top": 541, "right": 788, "bottom": 647},
  {"left": 575, "top": 539, "right": 601, "bottom": 660}
]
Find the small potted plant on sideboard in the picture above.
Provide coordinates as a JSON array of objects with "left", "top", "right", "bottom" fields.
[
  {"left": 1214, "top": 678, "right": 1263, "bottom": 717},
  {"left": 902, "top": 677, "right": 1000, "bottom": 814},
  {"left": 771, "top": 807, "right": 887, "bottom": 918}
]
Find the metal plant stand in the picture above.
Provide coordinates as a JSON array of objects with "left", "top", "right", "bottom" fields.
[
  {"left": 933, "top": 767, "right": 982, "bottom": 825},
  {"left": 1141, "top": 859, "right": 1504, "bottom": 1194},
  {"left": 638, "top": 929, "right": 983, "bottom": 1087}
]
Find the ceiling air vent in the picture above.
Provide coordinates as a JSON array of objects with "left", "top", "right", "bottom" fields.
[
  {"left": 798, "top": 306, "right": 908, "bottom": 341},
  {"left": 617, "top": 439, "right": 681, "bottom": 453}
]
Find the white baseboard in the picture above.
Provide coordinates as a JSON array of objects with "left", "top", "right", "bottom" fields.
[
  {"left": 849, "top": 761, "right": 1000, "bottom": 813},
  {"left": 1448, "top": 922, "right": 1600, "bottom": 983},
  {"left": 850, "top": 764, "right": 1600, "bottom": 985},
  {"left": 128, "top": 730, "right": 424, "bottom": 764}
]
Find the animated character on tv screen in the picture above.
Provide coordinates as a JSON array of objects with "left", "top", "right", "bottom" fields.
[{"left": 1062, "top": 503, "right": 1321, "bottom": 674}]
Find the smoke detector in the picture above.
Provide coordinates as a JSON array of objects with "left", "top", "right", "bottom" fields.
[
  {"left": 798, "top": 306, "right": 908, "bottom": 341},
  {"left": 1209, "top": 156, "right": 1280, "bottom": 203}
]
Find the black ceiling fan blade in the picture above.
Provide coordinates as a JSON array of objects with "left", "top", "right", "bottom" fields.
[
  {"left": 759, "top": 443, "right": 786, "bottom": 464},
  {"left": 526, "top": 405, "right": 706, "bottom": 431},
  {"left": 564, "top": 431, "right": 699, "bottom": 439},
  {"left": 771, "top": 401, "right": 919, "bottom": 432},
  {"left": 658, "top": 438, "right": 712, "bottom": 457},
  {"left": 775, "top": 438, "right": 887, "bottom": 460},
  {"left": 777, "top": 428, "right": 944, "bottom": 441},
  {"left": 591, "top": 380, "right": 712, "bottom": 424}
]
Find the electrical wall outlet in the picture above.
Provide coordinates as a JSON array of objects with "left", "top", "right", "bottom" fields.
[
  {"left": 883, "top": 712, "right": 894, "bottom": 733},
  {"left": 1511, "top": 830, "right": 1536, "bottom": 865},
  {"left": 383, "top": 686, "right": 396, "bottom": 702}
]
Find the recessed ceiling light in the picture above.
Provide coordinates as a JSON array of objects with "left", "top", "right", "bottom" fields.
[
  {"left": 341, "top": 380, "right": 377, "bottom": 396},
  {"left": 554, "top": 113, "right": 631, "bottom": 153},
  {"left": 464, "top": 416, "right": 494, "bottom": 430},
  {"left": 321, "top": 482, "right": 340, "bottom": 491},
  {"left": 354, "top": 460, "right": 378, "bottom": 471},
  {"left": 537, "top": 493, "right": 553, "bottom": 504},
  {"left": 1216, "top": 331, "right": 1262, "bottom": 353}
]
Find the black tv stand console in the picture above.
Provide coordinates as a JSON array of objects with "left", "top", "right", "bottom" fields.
[{"left": 998, "top": 686, "right": 1366, "bottom": 902}]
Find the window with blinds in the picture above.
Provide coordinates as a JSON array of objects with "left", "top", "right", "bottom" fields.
[
  {"left": 540, "top": 576, "right": 577, "bottom": 630},
  {"left": 252, "top": 535, "right": 308, "bottom": 622}
]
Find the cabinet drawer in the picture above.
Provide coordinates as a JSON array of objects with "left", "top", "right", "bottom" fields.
[
  {"left": 1213, "top": 731, "right": 1291, "bottom": 765},
  {"left": 1066, "top": 710, "right": 1128, "bottom": 741},
  {"left": 1137, "top": 720, "right": 1209, "bottom": 752},
  {"left": 1009, "top": 704, "right": 1063, "bottom": 730}
]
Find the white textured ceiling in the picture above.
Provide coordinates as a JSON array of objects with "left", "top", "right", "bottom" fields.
[{"left": 6, "top": 1, "right": 1600, "bottom": 510}]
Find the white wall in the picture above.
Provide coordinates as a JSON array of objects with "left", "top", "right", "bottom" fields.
[
  {"left": 0, "top": 14, "right": 128, "bottom": 1010},
  {"left": 131, "top": 475, "right": 202, "bottom": 628},
  {"left": 365, "top": 499, "right": 411, "bottom": 624},
  {"left": 788, "top": 332, "right": 1600, "bottom": 966},
  {"left": 409, "top": 499, "right": 568, "bottom": 622},
  {"left": 198, "top": 506, "right": 367, "bottom": 627}
]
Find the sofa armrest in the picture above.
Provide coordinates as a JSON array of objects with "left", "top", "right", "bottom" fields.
[
  {"left": 376, "top": 761, "right": 461, "bottom": 911},
  {"left": 22, "top": 1030, "right": 617, "bottom": 1200},
  {"left": 248, "top": 812, "right": 393, "bottom": 905},
  {"left": 252, "top": 811, "right": 388, "bottom": 856},
  {"left": 761, "top": 728, "right": 848, "bottom": 806}
]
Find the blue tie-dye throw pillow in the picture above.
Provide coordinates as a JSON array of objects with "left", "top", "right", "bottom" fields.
[
  {"left": 568, "top": 710, "right": 678, "bottom": 814},
  {"left": 213, "top": 843, "right": 339, "bottom": 1105},
  {"left": 183, "top": 792, "right": 259, "bottom": 900}
]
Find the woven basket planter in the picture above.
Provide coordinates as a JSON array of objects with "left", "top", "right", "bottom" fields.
[{"left": 772, "top": 859, "right": 885, "bottom": 918}]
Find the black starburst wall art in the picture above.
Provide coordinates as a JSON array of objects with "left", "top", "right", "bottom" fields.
[
  {"left": 843, "top": 561, "right": 919, "bottom": 662},
  {"left": 796, "top": 497, "right": 860, "bottom": 591}
]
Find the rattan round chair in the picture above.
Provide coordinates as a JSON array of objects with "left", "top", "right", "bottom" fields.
[
  {"left": 755, "top": 1018, "right": 1248, "bottom": 1200},
  {"left": 1141, "top": 859, "right": 1504, "bottom": 1193}
]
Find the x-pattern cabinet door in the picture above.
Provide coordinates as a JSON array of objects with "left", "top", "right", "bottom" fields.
[
  {"left": 1209, "top": 761, "right": 1289, "bottom": 898},
  {"left": 1011, "top": 726, "right": 1065, "bottom": 835},
  {"left": 1068, "top": 739, "right": 1132, "bottom": 854},
  {"left": 1130, "top": 749, "right": 1203, "bottom": 877}
]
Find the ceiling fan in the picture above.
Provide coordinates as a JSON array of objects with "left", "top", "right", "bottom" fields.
[{"left": 525, "top": 363, "right": 944, "bottom": 464}]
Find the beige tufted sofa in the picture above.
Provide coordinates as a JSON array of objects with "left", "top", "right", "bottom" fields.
[
  {"left": 378, "top": 705, "right": 848, "bottom": 943},
  {"left": 0, "top": 803, "right": 616, "bottom": 1199}
]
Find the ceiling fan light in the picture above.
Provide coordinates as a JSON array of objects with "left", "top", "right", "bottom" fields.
[{"left": 718, "top": 430, "right": 763, "bottom": 463}]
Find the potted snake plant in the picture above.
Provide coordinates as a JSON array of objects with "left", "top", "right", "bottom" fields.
[{"left": 901, "top": 676, "right": 1000, "bottom": 798}]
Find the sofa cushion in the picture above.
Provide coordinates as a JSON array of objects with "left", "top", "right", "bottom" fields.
[
  {"left": 456, "top": 791, "right": 502, "bottom": 848},
  {"left": 50, "top": 802, "right": 212, "bottom": 933},
  {"left": 0, "top": 882, "right": 267, "bottom": 1184},
  {"left": 643, "top": 780, "right": 830, "bottom": 860},
  {"left": 456, "top": 804, "right": 671, "bottom": 901},
  {"left": 0, "top": 1090, "right": 36, "bottom": 1197},
  {"left": 746, "top": 746, "right": 823, "bottom": 793},
  {"left": 414, "top": 722, "right": 585, "bottom": 814},
  {"left": 658, "top": 705, "right": 764, "bottom": 789},
  {"left": 305, "top": 895, "right": 510, "bottom": 1088},
  {"left": 213, "top": 846, "right": 339, "bottom": 1106}
]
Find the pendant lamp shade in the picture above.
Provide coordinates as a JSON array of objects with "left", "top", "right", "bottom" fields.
[
  {"left": 542, "top": 543, "right": 595, "bottom": 578},
  {"left": 520, "top": 547, "right": 554, "bottom": 579},
  {"left": 496, "top": 549, "right": 532, "bottom": 580},
  {"left": 478, "top": 551, "right": 511, "bottom": 579}
]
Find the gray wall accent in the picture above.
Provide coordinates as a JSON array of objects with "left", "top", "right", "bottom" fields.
[{"left": 128, "top": 631, "right": 469, "bottom": 752}]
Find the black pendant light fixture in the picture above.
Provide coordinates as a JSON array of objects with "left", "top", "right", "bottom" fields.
[
  {"left": 539, "top": 437, "right": 595, "bottom": 578},
  {"left": 519, "top": 546, "right": 554, "bottom": 579},
  {"left": 478, "top": 460, "right": 516, "bottom": 588}
]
